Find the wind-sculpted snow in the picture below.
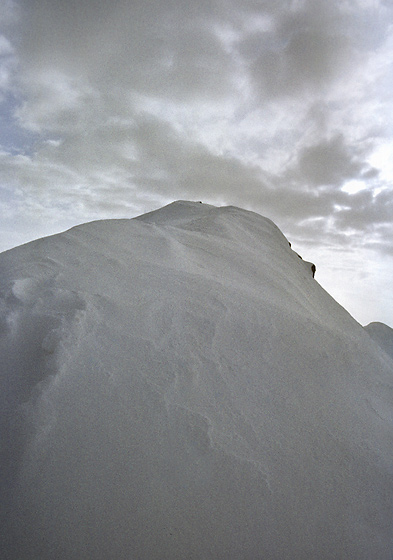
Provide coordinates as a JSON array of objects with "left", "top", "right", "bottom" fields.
[{"left": 1, "top": 201, "right": 393, "bottom": 559}]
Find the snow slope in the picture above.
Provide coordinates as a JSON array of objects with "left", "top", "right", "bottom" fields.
[
  {"left": 1, "top": 201, "right": 392, "bottom": 559},
  {"left": 365, "top": 322, "right": 393, "bottom": 361}
]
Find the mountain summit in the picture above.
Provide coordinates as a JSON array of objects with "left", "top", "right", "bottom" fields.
[{"left": 1, "top": 201, "right": 392, "bottom": 559}]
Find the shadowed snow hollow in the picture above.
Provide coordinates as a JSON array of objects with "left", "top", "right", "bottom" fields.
[{"left": 1, "top": 201, "right": 392, "bottom": 559}]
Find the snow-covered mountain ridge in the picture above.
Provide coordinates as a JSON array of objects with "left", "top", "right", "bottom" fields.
[{"left": 1, "top": 201, "right": 392, "bottom": 559}]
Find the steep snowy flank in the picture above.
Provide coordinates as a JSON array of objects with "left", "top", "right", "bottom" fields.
[
  {"left": 1, "top": 201, "right": 392, "bottom": 560},
  {"left": 365, "top": 321, "right": 393, "bottom": 360}
]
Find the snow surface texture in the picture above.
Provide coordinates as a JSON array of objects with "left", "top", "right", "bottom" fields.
[{"left": 1, "top": 200, "right": 393, "bottom": 559}]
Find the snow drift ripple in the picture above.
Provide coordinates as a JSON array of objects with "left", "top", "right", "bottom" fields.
[{"left": 1, "top": 201, "right": 393, "bottom": 560}]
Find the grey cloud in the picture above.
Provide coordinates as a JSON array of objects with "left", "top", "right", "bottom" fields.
[
  {"left": 18, "top": 0, "right": 235, "bottom": 103},
  {"left": 0, "top": 47, "right": 16, "bottom": 94},
  {"left": 236, "top": 0, "right": 355, "bottom": 99},
  {"left": 15, "top": 0, "right": 368, "bottom": 113},
  {"left": 296, "top": 135, "right": 364, "bottom": 187},
  {"left": 245, "top": 30, "right": 351, "bottom": 98},
  {"left": 0, "top": 25, "right": 18, "bottom": 100},
  {"left": 285, "top": 30, "right": 350, "bottom": 86},
  {"left": 362, "top": 222, "right": 393, "bottom": 255},
  {"left": 129, "top": 114, "right": 268, "bottom": 203},
  {"left": 0, "top": 0, "right": 20, "bottom": 26},
  {"left": 0, "top": 35, "right": 13, "bottom": 56},
  {"left": 16, "top": 74, "right": 102, "bottom": 133},
  {"left": 334, "top": 189, "right": 393, "bottom": 232},
  {"left": 361, "top": 167, "right": 379, "bottom": 180},
  {"left": 0, "top": 110, "right": 267, "bottom": 215}
]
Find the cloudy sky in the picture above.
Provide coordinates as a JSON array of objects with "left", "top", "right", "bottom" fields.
[{"left": 0, "top": 0, "right": 392, "bottom": 326}]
